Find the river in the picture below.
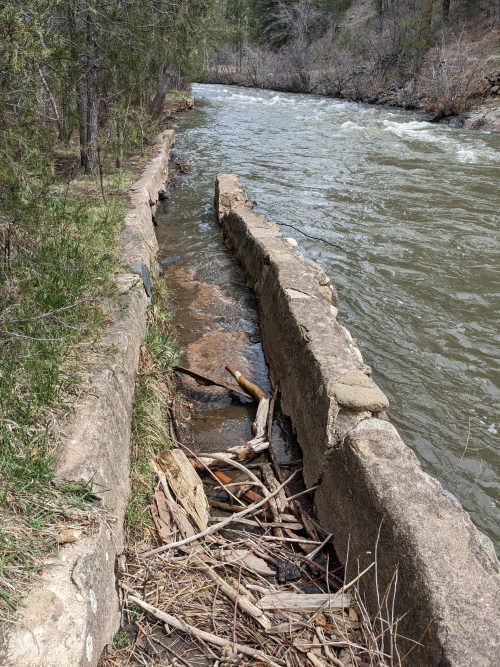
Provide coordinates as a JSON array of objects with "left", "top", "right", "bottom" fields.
[{"left": 160, "top": 83, "right": 500, "bottom": 549}]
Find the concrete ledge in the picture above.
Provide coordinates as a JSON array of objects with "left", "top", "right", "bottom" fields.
[
  {"left": 6, "top": 131, "right": 174, "bottom": 667},
  {"left": 215, "top": 173, "right": 500, "bottom": 666}
]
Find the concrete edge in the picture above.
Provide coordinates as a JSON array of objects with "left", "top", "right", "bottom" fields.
[
  {"left": 215, "top": 173, "right": 500, "bottom": 666},
  {"left": 5, "top": 130, "right": 175, "bottom": 667}
]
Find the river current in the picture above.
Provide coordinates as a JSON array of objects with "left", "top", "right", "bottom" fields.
[{"left": 164, "top": 83, "right": 500, "bottom": 548}]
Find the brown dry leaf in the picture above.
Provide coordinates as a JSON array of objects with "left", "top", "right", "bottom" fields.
[
  {"left": 314, "top": 611, "right": 327, "bottom": 627},
  {"left": 293, "top": 637, "right": 310, "bottom": 654},
  {"left": 348, "top": 607, "right": 359, "bottom": 623}
]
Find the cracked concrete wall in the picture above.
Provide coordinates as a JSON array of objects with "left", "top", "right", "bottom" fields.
[
  {"left": 215, "top": 173, "right": 500, "bottom": 666},
  {"left": 5, "top": 131, "right": 174, "bottom": 667}
]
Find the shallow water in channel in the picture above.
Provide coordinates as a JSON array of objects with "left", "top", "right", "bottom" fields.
[{"left": 156, "top": 84, "right": 500, "bottom": 549}]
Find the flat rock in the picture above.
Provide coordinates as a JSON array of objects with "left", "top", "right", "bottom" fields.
[{"left": 331, "top": 370, "right": 389, "bottom": 412}]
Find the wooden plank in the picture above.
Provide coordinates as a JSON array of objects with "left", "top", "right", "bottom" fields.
[
  {"left": 257, "top": 593, "right": 351, "bottom": 612},
  {"left": 158, "top": 448, "right": 209, "bottom": 531}
]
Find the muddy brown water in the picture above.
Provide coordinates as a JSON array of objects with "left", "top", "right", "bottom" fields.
[{"left": 156, "top": 84, "right": 499, "bottom": 550}]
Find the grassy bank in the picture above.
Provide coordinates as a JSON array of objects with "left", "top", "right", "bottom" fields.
[
  {"left": 126, "top": 279, "right": 180, "bottom": 544},
  {"left": 0, "top": 147, "right": 155, "bottom": 616}
]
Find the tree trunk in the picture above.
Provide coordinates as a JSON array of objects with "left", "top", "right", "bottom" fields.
[
  {"left": 442, "top": 0, "right": 450, "bottom": 21},
  {"left": 85, "top": 10, "right": 98, "bottom": 174},
  {"left": 76, "top": 80, "right": 87, "bottom": 168},
  {"left": 115, "top": 122, "right": 124, "bottom": 169},
  {"left": 67, "top": 2, "right": 87, "bottom": 167},
  {"left": 149, "top": 66, "right": 172, "bottom": 118},
  {"left": 420, "top": 0, "right": 435, "bottom": 51}
]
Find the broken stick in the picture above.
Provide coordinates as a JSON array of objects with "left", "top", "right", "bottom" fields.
[
  {"left": 225, "top": 365, "right": 269, "bottom": 438},
  {"left": 192, "top": 556, "right": 272, "bottom": 630},
  {"left": 189, "top": 440, "right": 269, "bottom": 470},
  {"left": 174, "top": 365, "right": 251, "bottom": 400},
  {"left": 140, "top": 471, "right": 298, "bottom": 558}
]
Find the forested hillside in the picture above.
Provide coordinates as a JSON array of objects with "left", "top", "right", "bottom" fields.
[{"left": 211, "top": 0, "right": 500, "bottom": 118}]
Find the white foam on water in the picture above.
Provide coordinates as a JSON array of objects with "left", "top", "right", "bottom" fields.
[
  {"left": 381, "top": 119, "right": 446, "bottom": 144},
  {"left": 265, "top": 95, "right": 288, "bottom": 106},
  {"left": 340, "top": 120, "right": 363, "bottom": 131},
  {"left": 456, "top": 147, "right": 479, "bottom": 163}
]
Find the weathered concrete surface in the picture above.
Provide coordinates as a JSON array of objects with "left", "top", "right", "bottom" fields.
[
  {"left": 216, "top": 174, "right": 372, "bottom": 488},
  {"left": 5, "top": 130, "right": 174, "bottom": 667},
  {"left": 316, "top": 419, "right": 500, "bottom": 665},
  {"left": 215, "top": 173, "right": 500, "bottom": 666}
]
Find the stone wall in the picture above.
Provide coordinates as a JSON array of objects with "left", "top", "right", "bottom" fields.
[
  {"left": 5, "top": 131, "right": 175, "bottom": 667},
  {"left": 215, "top": 173, "right": 500, "bottom": 666}
]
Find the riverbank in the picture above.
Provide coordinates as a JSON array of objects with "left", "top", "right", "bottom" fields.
[
  {"left": 0, "top": 140, "right": 158, "bottom": 617},
  {"left": 2, "top": 131, "right": 174, "bottom": 665},
  {"left": 207, "top": 72, "right": 500, "bottom": 130}
]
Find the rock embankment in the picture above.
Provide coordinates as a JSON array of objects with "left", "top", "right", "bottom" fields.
[
  {"left": 5, "top": 131, "right": 175, "bottom": 667},
  {"left": 215, "top": 173, "right": 500, "bottom": 667}
]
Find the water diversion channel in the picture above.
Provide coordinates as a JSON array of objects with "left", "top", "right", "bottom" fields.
[{"left": 156, "top": 84, "right": 500, "bottom": 550}]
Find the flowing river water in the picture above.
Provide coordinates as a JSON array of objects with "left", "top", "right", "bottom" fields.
[{"left": 157, "top": 83, "right": 500, "bottom": 550}]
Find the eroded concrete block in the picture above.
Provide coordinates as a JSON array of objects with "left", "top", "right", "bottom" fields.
[
  {"left": 315, "top": 419, "right": 500, "bottom": 666},
  {"left": 330, "top": 369, "right": 389, "bottom": 412}
]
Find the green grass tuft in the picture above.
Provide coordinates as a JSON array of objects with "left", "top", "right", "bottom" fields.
[
  {"left": 0, "top": 158, "right": 142, "bottom": 616},
  {"left": 126, "top": 279, "right": 180, "bottom": 544}
]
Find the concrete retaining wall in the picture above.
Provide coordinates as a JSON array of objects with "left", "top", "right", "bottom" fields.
[
  {"left": 5, "top": 131, "right": 175, "bottom": 667},
  {"left": 215, "top": 173, "right": 500, "bottom": 666}
]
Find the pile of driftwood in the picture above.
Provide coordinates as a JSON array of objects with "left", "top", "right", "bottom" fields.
[{"left": 102, "top": 367, "right": 385, "bottom": 667}]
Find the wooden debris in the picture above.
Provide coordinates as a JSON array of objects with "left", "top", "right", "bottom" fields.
[
  {"left": 221, "top": 549, "right": 276, "bottom": 577},
  {"left": 120, "top": 584, "right": 285, "bottom": 667},
  {"left": 157, "top": 448, "right": 209, "bottom": 531},
  {"left": 189, "top": 439, "right": 269, "bottom": 470},
  {"left": 193, "top": 556, "right": 272, "bottom": 630},
  {"left": 150, "top": 459, "right": 195, "bottom": 538},
  {"left": 151, "top": 491, "right": 173, "bottom": 542},
  {"left": 140, "top": 471, "right": 298, "bottom": 558},
  {"left": 260, "top": 463, "right": 284, "bottom": 538},
  {"left": 111, "top": 373, "right": 382, "bottom": 667},
  {"left": 225, "top": 365, "right": 269, "bottom": 438},
  {"left": 173, "top": 364, "right": 251, "bottom": 399},
  {"left": 212, "top": 469, "right": 263, "bottom": 503},
  {"left": 257, "top": 592, "right": 351, "bottom": 612}
]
